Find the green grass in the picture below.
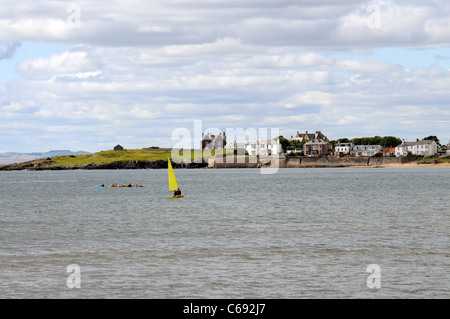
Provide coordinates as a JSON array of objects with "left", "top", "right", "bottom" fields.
[
  {"left": 46, "top": 149, "right": 174, "bottom": 166},
  {"left": 415, "top": 155, "right": 450, "bottom": 164},
  {"left": 36, "top": 149, "right": 227, "bottom": 167},
  {"left": 7, "top": 148, "right": 252, "bottom": 168}
]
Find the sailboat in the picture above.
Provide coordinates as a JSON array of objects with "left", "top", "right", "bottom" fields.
[{"left": 168, "top": 159, "right": 184, "bottom": 198}]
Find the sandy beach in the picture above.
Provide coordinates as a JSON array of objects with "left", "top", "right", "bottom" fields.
[{"left": 351, "top": 162, "right": 450, "bottom": 168}]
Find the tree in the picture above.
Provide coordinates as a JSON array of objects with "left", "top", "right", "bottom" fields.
[
  {"left": 424, "top": 136, "right": 440, "bottom": 147},
  {"left": 278, "top": 136, "right": 290, "bottom": 153},
  {"left": 290, "top": 139, "right": 304, "bottom": 151},
  {"left": 351, "top": 136, "right": 402, "bottom": 147},
  {"left": 380, "top": 136, "right": 402, "bottom": 148}
]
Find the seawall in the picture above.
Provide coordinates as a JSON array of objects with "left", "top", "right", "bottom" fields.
[{"left": 208, "top": 156, "right": 415, "bottom": 168}]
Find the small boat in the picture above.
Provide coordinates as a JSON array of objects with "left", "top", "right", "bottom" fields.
[
  {"left": 95, "top": 184, "right": 149, "bottom": 188},
  {"left": 168, "top": 159, "right": 184, "bottom": 198}
]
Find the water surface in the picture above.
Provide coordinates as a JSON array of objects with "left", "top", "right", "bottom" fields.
[{"left": 0, "top": 168, "right": 448, "bottom": 298}]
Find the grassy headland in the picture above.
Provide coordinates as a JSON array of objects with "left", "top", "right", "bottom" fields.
[
  {"left": 49, "top": 149, "right": 173, "bottom": 166},
  {"left": 0, "top": 148, "right": 219, "bottom": 170}
]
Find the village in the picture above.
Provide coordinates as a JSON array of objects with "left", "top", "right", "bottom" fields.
[{"left": 199, "top": 130, "right": 450, "bottom": 158}]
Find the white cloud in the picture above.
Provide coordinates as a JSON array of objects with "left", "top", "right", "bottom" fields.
[{"left": 17, "top": 50, "right": 95, "bottom": 77}]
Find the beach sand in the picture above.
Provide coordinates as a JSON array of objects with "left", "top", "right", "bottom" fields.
[{"left": 350, "top": 162, "right": 450, "bottom": 168}]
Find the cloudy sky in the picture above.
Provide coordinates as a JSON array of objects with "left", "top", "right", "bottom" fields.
[{"left": 1, "top": 0, "right": 450, "bottom": 152}]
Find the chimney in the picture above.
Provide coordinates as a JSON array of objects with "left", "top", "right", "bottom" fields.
[{"left": 416, "top": 138, "right": 419, "bottom": 142}]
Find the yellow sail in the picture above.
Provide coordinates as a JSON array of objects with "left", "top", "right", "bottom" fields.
[{"left": 168, "top": 160, "right": 179, "bottom": 191}]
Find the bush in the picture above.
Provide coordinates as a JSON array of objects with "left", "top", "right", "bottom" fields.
[{"left": 372, "top": 152, "right": 383, "bottom": 157}]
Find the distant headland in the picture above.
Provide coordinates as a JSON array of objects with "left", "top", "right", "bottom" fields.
[{"left": 0, "top": 150, "right": 90, "bottom": 165}]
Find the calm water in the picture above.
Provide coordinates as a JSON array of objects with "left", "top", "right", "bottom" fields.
[{"left": 0, "top": 167, "right": 448, "bottom": 299}]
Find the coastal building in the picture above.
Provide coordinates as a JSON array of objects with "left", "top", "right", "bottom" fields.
[
  {"left": 303, "top": 139, "right": 332, "bottom": 156},
  {"left": 230, "top": 139, "right": 282, "bottom": 156},
  {"left": 245, "top": 139, "right": 282, "bottom": 156},
  {"left": 201, "top": 132, "right": 227, "bottom": 150},
  {"left": 114, "top": 145, "right": 124, "bottom": 151},
  {"left": 350, "top": 145, "right": 383, "bottom": 157},
  {"left": 395, "top": 139, "right": 438, "bottom": 157},
  {"left": 291, "top": 130, "right": 328, "bottom": 143},
  {"left": 335, "top": 143, "right": 353, "bottom": 156},
  {"left": 382, "top": 147, "right": 396, "bottom": 157}
]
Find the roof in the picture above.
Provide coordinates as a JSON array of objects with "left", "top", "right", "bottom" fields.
[
  {"left": 291, "top": 131, "right": 327, "bottom": 141},
  {"left": 305, "top": 139, "right": 329, "bottom": 145},
  {"left": 401, "top": 140, "right": 435, "bottom": 146},
  {"left": 352, "top": 145, "right": 383, "bottom": 150}
]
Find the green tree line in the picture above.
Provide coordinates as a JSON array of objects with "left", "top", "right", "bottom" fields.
[{"left": 333, "top": 136, "right": 403, "bottom": 148}]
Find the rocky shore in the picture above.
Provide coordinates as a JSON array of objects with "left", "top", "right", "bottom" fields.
[{"left": 0, "top": 159, "right": 207, "bottom": 171}]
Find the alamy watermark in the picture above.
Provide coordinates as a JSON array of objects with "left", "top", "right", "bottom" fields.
[
  {"left": 66, "top": 3, "right": 81, "bottom": 29},
  {"left": 170, "top": 120, "right": 281, "bottom": 174},
  {"left": 366, "top": 3, "right": 381, "bottom": 29},
  {"left": 366, "top": 264, "right": 381, "bottom": 289},
  {"left": 67, "top": 264, "right": 81, "bottom": 288}
]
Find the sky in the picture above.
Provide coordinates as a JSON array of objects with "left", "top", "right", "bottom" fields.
[{"left": 1, "top": 0, "right": 450, "bottom": 153}]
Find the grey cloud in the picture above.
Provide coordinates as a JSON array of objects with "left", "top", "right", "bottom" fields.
[
  {"left": 0, "top": 41, "right": 21, "bottom": 59},
  {"left": 1, "top": 1, "right": 450, "bottom": 49}
]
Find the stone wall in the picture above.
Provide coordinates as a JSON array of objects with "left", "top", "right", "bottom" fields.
[{"left": 207, "top": 155, "right": 414, "bottom": 168}]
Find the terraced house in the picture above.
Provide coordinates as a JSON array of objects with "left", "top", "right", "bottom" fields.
[{"left": 350, "top": 145, "right": 383, "bottom": 157}]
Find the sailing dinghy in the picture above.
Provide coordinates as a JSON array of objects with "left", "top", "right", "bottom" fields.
[{"left": 168, "top": 159, "right": 184, "bottom": 198}]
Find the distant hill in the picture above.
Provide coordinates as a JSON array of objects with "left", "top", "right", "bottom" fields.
[{"left": 0, "top": 150, "right": 90, "bottom": 165}]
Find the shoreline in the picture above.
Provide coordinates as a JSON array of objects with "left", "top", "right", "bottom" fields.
[
  {"left": 1, "top": 153, "right": 449, "bottom": 171},
  {"left": 351, "top": 162, "right": 450, "bottom": 168},
  {"left": 1, "top": 161, "right": 449, "bottom": 171}
]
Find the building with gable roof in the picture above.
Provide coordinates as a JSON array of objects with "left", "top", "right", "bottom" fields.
[
  {"left": 200, "top": 132, "right": 227, "bottom": 150},
  {"left": 291, "top": 130, "right": 328, "bottom": 143},
  {"left": 395, "top": 139, "right": 438, "bottom": 157},
  {"left": 303, "top": 139, "right": 332, "bottom": 156}
]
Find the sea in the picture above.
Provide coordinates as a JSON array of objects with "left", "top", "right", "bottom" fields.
[{"left": 0, "top": 167, "right": 448, "bottom": 299}]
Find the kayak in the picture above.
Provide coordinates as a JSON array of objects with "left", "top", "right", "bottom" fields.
[{"left": 94, "top": 186, "right": 108, "bottom": 188}]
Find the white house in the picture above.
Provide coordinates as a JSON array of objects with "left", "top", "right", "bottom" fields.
[
  {"left": 395, "top": 139, "right": 437, "bottom": 157},
  {"left": 350, "top": 145, "right": 383, "bottom": 157},
  {"left": 244, "top": 139, "right": 282, "bottom": 156},
  {"left": 335, "top": 143, "right": 353, "bottom": 155},
  {"left": 230, "top": 139, "right": 281, "bottom": 156}
]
